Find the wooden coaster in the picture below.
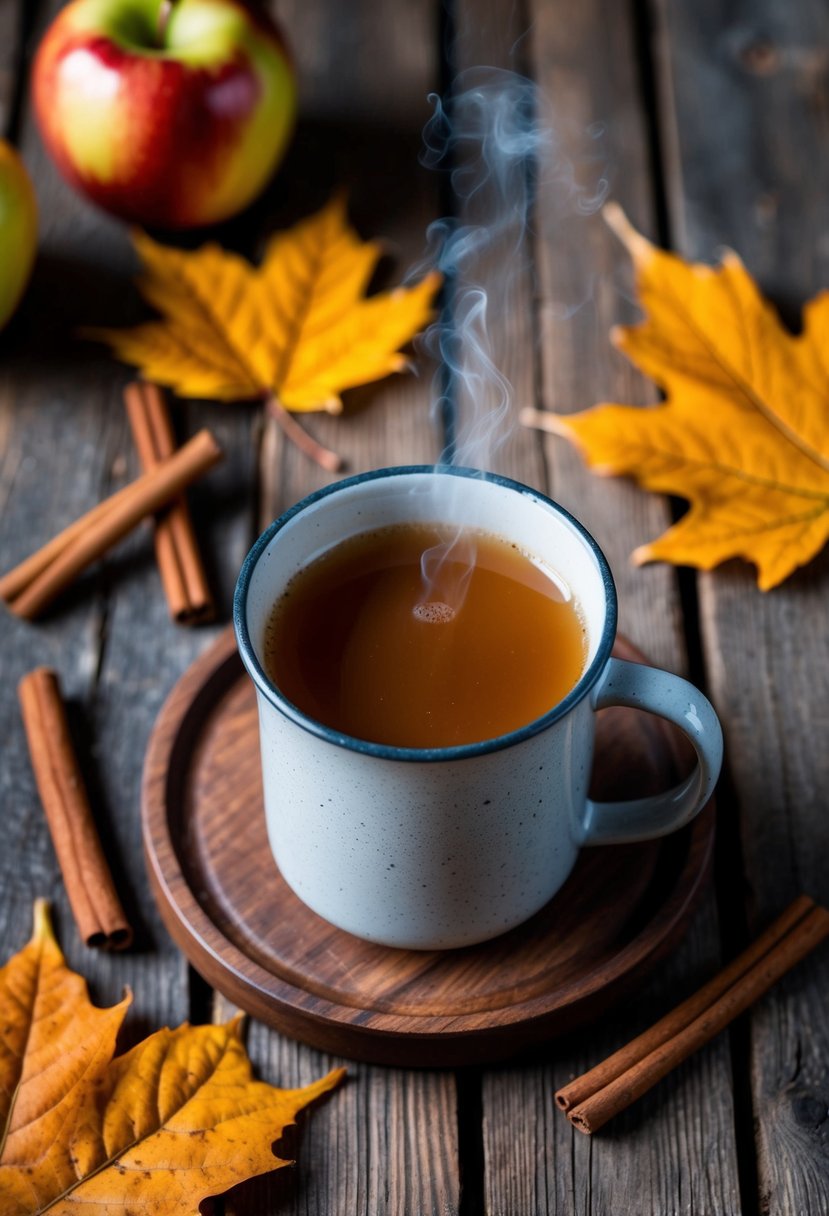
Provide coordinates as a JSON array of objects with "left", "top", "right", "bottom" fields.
[{"left": 142, "top": 629, "right": 714, "bottom": 1066}]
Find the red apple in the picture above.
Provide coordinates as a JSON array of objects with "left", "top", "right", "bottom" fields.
[
  {"left": 33, "top": 0, "right": 296, "bottom": 229},
  {"left": 0, "top": 140, "right": 37, "bottom": 331}
]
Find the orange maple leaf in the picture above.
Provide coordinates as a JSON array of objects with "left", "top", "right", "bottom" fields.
[
  {"left": 88, "top": 194, "right": 441, "bottom": 416},
  {"left": 528, "top": 204, "right": 829, "bottom": 590},
  {"left": 0, "top": 902, "right": 344, "bottom": 1215}
]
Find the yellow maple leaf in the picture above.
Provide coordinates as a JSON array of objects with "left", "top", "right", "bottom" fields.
[
  {"left": 535, "top": 204, "right": 829, "bottom": 590},
  {"left": 0, "top": 902, "right": 344, "bottom": 1215},
  {"left": 88, "top": 194, "right": 441, "bottom": 415}
]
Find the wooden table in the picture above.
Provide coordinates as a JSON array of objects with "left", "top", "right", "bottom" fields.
[{"left": 2, "top": 1, "right": 828, "bottom": 1212}]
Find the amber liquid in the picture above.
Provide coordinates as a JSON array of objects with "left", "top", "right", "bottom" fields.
[{"left": 264, "top": 523, "right": 587, "bottom": 748}]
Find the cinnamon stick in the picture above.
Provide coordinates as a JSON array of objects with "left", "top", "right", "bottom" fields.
[
  {"left": 0, "top": 429, "right": 222, "bottom": 620},
  {"left": 18, "top": 667, "right": 132, "bottom": 950},
  {"left": 123, "top": 381, "right": 214, "bottom": 624},
  {"left": 559, "top": 896, "right": 829, "bottom": 1134},
  {"left": 0, "top": 480, "right": 142, "bottom": 605}
]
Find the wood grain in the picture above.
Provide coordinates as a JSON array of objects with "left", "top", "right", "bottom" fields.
[
  {"left": 653, "top": 1, "right": 829, "bottom": 1211},
  {"left": 0, "top": 0, "right": 254, "bottom": 1037},
  {"left": 466, "top": 0, "right": 742, "bottom": 1212},
  {"left": 224, "top": 2, "right": 459, "bottom": 1212},
  {"left": 214, "top": 990, "right": 460, "bottom": 1216},
  {"left": 449, "top": 3, "right": 546, "bottom": 489},
  {"left": 0, "top": 0, "right": 178, "bottom": 1030},
  {"left": 2, "top": 0, "right": 827, "bottom": 1212},
  {"left": 254, "top": 0, "right": 444, "bottom": 531}
]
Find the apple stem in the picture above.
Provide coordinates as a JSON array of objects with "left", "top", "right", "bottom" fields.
[
  {"left": 264, "top": 395, "right": 344, "bottom": 473},
  {"left": 157, "top": 0, "right": 175, "bottom": 44}
]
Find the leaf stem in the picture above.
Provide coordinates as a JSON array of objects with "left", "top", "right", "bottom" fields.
[
  {"left": 33, "top": 898, "right": 53, "bottom": 943},
  {"left": 157, "top": 0, "right": 175, "bottom": 44},
  {"left": 265, "top": 395, "right": 344, "bottom": 473}
]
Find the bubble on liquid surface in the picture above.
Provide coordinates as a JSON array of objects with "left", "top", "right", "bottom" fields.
[{"left": 413, "top": 601, "right": 455, "bottom": 624}]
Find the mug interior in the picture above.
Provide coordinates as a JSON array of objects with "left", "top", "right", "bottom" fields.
[{"left": 235, "top": 467, "right": 616, "bottom": 756}]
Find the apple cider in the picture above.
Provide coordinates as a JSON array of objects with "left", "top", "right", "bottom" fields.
[{"left": 263, "top": 523, "right": 587, "bottom": 749}]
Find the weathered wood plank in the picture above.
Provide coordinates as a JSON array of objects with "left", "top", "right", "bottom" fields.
[
  {"left": 528, "top": 1, "right": 684, "bottom": 669},
  {"left": 255, "top": 0, "right": 444, "bottom": 526},
  {"left": 2, "top": 0, "right": 251, "bottom": 1026},
  {"left": 214, "top": 993, "right": 459, "bottom": 1216},
  {"left": 0, "top": 88, "right": 120, "bottom": 964},
  {"left": 0, "top": 0, "right": 252, "bottom": 1035},
  {"left": 219, "top": 2, "right": 461, "bottom": 1214},
  {"left": 654, "top": 1, "right": 829, "bottom": 1211},
  {"left": 466, "top": 0, "right": 742, "bottom": 1212},
  {"left": 448, "top": 6, "right": 546, "bottom": 488}
]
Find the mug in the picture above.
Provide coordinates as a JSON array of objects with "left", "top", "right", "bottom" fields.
[{"left": 234, "top": 466, "right": 722, "bottom": 950}]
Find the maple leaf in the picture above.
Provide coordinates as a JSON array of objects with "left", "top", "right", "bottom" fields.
[
  {"left": 88, "top": 194, "right": 441, "bottom": 416},
  {"left": 529, "top": 204, "right": 829, "bottom": 590},
  {"left": 0, "top": 902, "right": 344, "bottom": 1215}
]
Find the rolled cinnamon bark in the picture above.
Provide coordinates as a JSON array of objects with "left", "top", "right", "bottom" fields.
[
  {"left": 0, "top": 482, "right": 136, "bottom": 605},
  {"left": 18, "top": 667, "right": 132, "bottom": 950},
  {"left": 1, "top": 428, "right": 222, "bottom": 620},
  {"left": 556, "top": 894, "right": 816, "bottom": 1113},
  {"left": 123, "top": 381, "right": 214, "bottom": 624},
  {"left": 559, "top": 896, "right": 829, "bottom": 1134}
]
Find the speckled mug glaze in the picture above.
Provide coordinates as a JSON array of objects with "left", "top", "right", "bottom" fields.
[{"left": 234, "top": 467, "right": 722, "bottom": 950}]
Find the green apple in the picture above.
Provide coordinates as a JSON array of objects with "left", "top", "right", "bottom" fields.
[
  {"left": 0, "top": 141, "right": 37, "bottom": 332},
  {"left": 33, "top": 0, "right": 296, "bottom": 229}
]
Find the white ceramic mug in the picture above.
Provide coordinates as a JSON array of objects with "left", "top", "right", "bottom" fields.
[{"left": 234, "top": 466, "right": 722, "bottom": 950}]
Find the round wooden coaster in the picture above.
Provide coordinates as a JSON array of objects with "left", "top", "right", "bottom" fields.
[{"left": 142, "top": 628, "right": 714, "bottom": 1066}]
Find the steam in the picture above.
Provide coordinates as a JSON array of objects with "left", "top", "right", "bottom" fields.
[
  {"left": 411, "top": 67, "right": 609, "bottom": 619},
  {"left": 417, "top": 68, "right": 545, "bottom": 470}
]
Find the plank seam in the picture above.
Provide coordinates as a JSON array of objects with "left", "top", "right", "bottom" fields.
[{"left": 632, "top": 1, "right": 761, "bottom": 1212}]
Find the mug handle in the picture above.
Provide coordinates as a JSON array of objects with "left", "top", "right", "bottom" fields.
[{"left": 581, "top": 657, "right": 723, "bottom": 846}]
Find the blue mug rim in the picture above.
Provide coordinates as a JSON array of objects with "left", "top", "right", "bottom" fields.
[{"left": 233, "top": 465, "right": 618, "bottom": 763}]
